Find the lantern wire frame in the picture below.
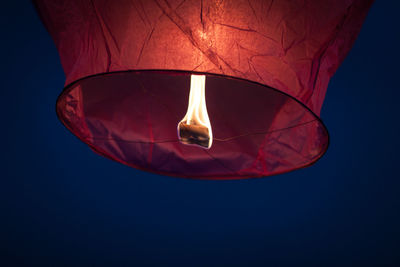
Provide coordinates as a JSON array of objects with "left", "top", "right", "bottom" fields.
[{"left": 56, "top": 69, "right": 330, "bottom": 180}]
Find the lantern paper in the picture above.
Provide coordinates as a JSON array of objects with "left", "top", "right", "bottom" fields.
[{"left": 34, "top": 0, "right": 373, "bottom": 179}]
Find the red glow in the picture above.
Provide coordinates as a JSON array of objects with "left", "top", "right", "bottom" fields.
[{"left": 35, "top": 0, "right": 373, "bottom": 179}]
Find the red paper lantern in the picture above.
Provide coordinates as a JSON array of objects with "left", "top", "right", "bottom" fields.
[{"left": 34, "top": 0, "right": 373, "bottom": 179}]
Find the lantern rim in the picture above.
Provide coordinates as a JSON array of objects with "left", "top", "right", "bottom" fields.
[{"left": 56, "top": 69, "right": 330, "bottom": 180}]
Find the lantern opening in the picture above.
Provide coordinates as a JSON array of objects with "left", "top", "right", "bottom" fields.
[
  {"left": 56, "top": 70, "right": 329, "bottom": 179},
  {"left": 178, "top": 75, "right": 212, "bottom": 149}
]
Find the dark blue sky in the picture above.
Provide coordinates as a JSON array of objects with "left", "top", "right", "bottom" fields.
[{"left": 1, "top": 1, "right": 399, "bottom": 266}]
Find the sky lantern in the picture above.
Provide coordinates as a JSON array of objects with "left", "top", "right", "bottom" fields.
[{"left": 34, "top": 0, "right": 373, "bottom": 179}]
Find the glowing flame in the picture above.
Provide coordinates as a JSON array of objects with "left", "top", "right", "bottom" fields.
[{"left": 178, "top": 74, "right": 213, "bottom": 149}]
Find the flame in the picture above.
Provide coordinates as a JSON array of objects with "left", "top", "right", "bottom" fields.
[{"left": 178, "top": 74, "right": 213, "bottom": 149}]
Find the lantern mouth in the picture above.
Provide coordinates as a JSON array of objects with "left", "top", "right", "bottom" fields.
[{"left": 56, "top": 70, "right": 329, "bottom": 179}]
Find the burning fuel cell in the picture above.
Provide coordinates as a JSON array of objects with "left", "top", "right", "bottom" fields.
[{"left": 178, "top": 75, "right": 212, "bottom": 149}]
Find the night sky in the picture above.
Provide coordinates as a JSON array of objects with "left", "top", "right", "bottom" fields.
[{"left": 1, "top": 1, "right": 399, "bottom": 266}]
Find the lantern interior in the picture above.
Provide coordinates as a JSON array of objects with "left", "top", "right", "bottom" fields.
[{"left": 57, "top": 71, "right": 328, "bottom": 179}]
